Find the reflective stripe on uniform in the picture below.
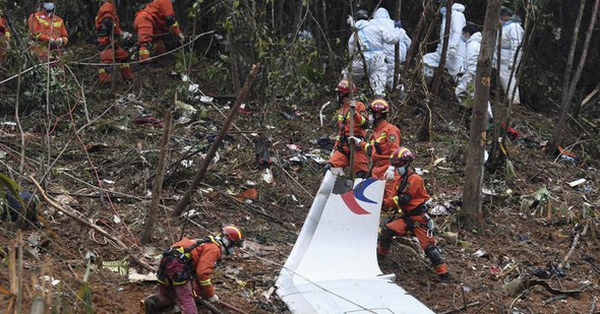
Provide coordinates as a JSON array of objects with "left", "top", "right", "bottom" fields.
[{"left": 199, "top": 278, "right": 211, "bottom": 286}]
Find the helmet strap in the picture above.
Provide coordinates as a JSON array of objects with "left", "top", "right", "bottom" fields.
[
  {"left": 219, "top": 236, "right": 234, "bottom": 256},
  {"left": 374, "top": 113, "right": 386, "bottom": 125}
]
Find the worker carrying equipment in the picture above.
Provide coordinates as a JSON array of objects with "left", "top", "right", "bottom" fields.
[
  {"left": 133, "top": 0, "right": 184, "bottom": 62},
  {"left": 95, "top": 0, "right": 134, "bottom": 84},
  {"left": 28, "top": 2, "right": 69, "bottom": 61},
  {"left": 349, "top": 97, "right": 401, "bottom": 180},
  {"left": 378, "top": 147, "right": 450, "bottom": 282},
  {"left": 324, "top": 79, "right": 369, "bottom": 178},
  {"left": 0, "top": 11, "right": 11, "bottom": 63},
  {"left": 141, "top": 225, "right": 244, "bottom": 314}
]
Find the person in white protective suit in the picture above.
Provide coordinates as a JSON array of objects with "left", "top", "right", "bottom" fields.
[
  {"left": 422, "top": 0, "right": 466, "bottom": 82},
  {"left": 343, "top": 10, "right": 403, "bottom": 96},
  {"left": 370, "top": 8, "right": 412, "bottom": 92},
  {"left": 497, "top": 6, "right": 524, "bottom": 105},
  {"left": 455, "top": 23, "right": 493, "bottom": 119}
]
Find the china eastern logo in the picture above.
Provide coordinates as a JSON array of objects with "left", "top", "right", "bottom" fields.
[{"left": 340, "top": 179, "right": 377, "bottom": 215}]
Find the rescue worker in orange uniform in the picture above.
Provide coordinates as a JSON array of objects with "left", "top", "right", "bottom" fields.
[
  {"left": 377, "top": 147, "right": 450, "bottom": 282},
  {"left": 0, "top": 11, "right": 11, "bottom": 62},
  {"left": 349, "top": 97, "right": 401, "bottom": 180},
  {"left": 28, "top": 2, "right": 69, "bottom": 61},
  {"left": 133, "top": 0, "right": 184, "bottom": 62},
  {"left": 142, "top": 225, "right": 244, "bottom": 314},
  {"left": 95, "top": 0, "right": 134, "bottom": 84},
  {"left": 324, "top": 79, "right": 369, "bottom": 177}
]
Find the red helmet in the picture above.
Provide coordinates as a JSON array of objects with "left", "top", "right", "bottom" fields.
[
  {"left": 370, "top": 98, "right": 390, "bottom": 114},
  {"left": 389, "top": 146, "right": 414, "bottom": 167},
  {"left": 335, "top": 79, "right": 357, "bottom": 96},
  {"left": 222, "top": 225, "right": 244, "bottom": 247}
]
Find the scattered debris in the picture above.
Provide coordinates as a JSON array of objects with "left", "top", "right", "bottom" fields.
[
  {"left": 128, "top": 269, "right": 158, "bottom": 283},
  {"left": 520, "top": 186, "right": 550, "bottom": 211},
  {"left": 567, "top": 178, "right": 586, "bottom": 187},
  {"left": 102, "top": 259, "right": 129, "bottom": 276},
  {"left": 133, "top": 116, "right": 164, "bottom": 128},
  {"left": 262, "top": 168, "right": 274, "bottom": 184},
  {"left": 472, "top": 249, "right": 488, "bottom": 258},
  {"left": 532, "top": 263, "right": 566, "bottom": 279}
]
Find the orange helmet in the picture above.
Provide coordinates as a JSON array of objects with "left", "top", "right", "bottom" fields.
[
  {"left": 335, "top": 79, "right": 357, "bottom": 96},
  {"left": 389, "top": 146, "right": 414, "bottom": 167},
  {"left": 369, "top": 97, "right": 390, "bottom": 114},
  {"left": 222, "top": 225, "right": 244, "bottom": 247}
]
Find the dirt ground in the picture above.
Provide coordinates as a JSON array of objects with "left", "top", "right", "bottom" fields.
[{"left": 1, "top": 51, "right": 600, "bottom": 314}]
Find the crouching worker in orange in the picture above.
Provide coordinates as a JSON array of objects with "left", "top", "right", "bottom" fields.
[
  {"left": 142, "top": 225, "right": 244, "bottom": 314},
  {"left": 377, "top": 147, "right": 450, "bottom": 282},
  {"left": 95, "top": 0, "right": 134, "bottom": 84},
  {"left": 349, "top": 97, "right": 401, "bottom": 180},
  {"left": 134, "top": 0, "right": 184, "bottom": 63},
  {"left": 324, "top": 79, "right": 369, "bottom": 178},
  {"left": 28, "top": 2, "right": 68, "bottom": 61},
  {"left": 0, "top": 12, "right": 11, "bottom": 62}
]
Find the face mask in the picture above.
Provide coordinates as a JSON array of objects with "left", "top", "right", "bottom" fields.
[
  {"left": 461, "top": 36, "right": 468, "bottom": 43},
  {"left": 336, "top": 93, "right": 342, "bottom": 103},
  {"left": 440, "top": 7, "right": 447, "bottom": 15},
  {"left": 43, "top": 2, "right": 55, "bottom": 14},
  {"left": 396, "top": 166, "right": 407, "bottom": 176},
  {"left": 368, "top": 114, "right": 374, "bottom": 124}
]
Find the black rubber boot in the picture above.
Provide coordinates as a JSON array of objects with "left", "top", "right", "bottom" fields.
[{"left": 141, "top": 295, "right": 160, "bottom": 314}]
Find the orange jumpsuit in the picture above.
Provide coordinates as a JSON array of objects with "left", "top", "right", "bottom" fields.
[
  {"left": 357, "top": 120, "right": 401, "bottom": 179},
  {"left": 0, "top": 16, "right": 10, "bottom": 61},
  {"left": 95, "top": 1, "right": 133, "bottom": 83},
  {"left": 28, "top": 11, "right": 68, "bottom": 60},
  {"left": 154, "top": 237, "right": 222, "bottom": 314},
  {"left": 328, "top": 100, "right": 369, "bottom": 175},
  {"left": 133, "top": 0, "right": 182, "bottom": 62},
  {"left": 379, "top": 168, "right": 448, "bottom": 276}
]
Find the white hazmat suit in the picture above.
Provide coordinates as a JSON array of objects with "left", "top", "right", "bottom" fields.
[
  {"left": 422, "top": 3, "right": 466, "bottom": 80},
  {"left": 455, "top": 32, "right": 493, "bottom": 118},
  {"left": 344, "top": 17, "right": 403, "bottom": 96},
  {"left": 498, "top": 17, "right": 524, "bottom": 105},
  {"left": 370, "top": 8, "right": 412, "bottom": 91}
]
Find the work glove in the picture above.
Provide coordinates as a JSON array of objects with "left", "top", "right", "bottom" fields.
[
  {"left": 447, "top": 47, "right": 456, "bottom": 58},
  {"left": 120, "top": 31, "right": 132, "bottom": 40},
  {"left": 208, "top": 294, "right": 219, "bottom": 303},
  {"left": 394, "top": 20, "right": 402, "bottom": 29},
  {"left": 178, "top": 33, "right": 186, "bottom": 44},
  {"left": 348, "top": 136, "right": 362, "bottom": 146},
  {"left": 49, "top": 38, "right": 56, "bottom": 45},
  {"left": 323, "top": 163, "right": 332, "bottom": 175},
  {"left": 385, "top": 165, "right": 395, "bottom": 181},
  {"left": 346, "top": 15, "right": 354, "bottom": 26},
  {"left": 349, "top": 100, "right": 356, "bottom": 108}
]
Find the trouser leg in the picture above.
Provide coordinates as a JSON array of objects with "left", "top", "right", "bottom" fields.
[{"left": 173, "top": 282, "right": 199, "bottom": 314}]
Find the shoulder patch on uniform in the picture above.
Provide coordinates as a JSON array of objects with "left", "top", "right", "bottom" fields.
[{"left": 389, "top": 134, "right": 397, "bottom": 143}]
